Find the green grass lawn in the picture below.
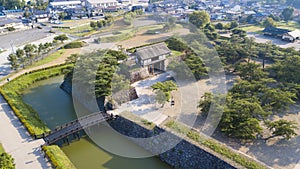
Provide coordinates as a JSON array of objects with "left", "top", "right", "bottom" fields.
[
  {"left": 239, "top": 25, "right": 264, "bottom": 32},
  {"left": 55, "top": 24, "right": 95, "bottom": 37},
  {"left": 42, "top": 145, "right": 76, "bottom": 169},
  {"left": 277, "top": 21, "right": 300, "bottom": 30},
  {"left": 0, "top": 143, "right": 4, "bottom": 154},
  {"left": 27, "top": 49, "right": 66, "bottom": 69},
  {"left": 171, "top": 50, "right": 183, "bottom": 57}
]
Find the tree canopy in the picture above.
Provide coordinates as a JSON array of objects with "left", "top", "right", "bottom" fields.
[
  {"left": 188, "top": 11, "right": 210, "bottom": 28},
  {"left": 0, "top": 153, "right": 15, "bottom": 169},
  {"left": 263, "top": 17, "right": 277, "bottom": 28},
  {"left": 281, "top": 7, "right": 294, "bottom": 21},
  {"left": 54, "top": 34, "right": 68, "bottom": 43},
  {"left": 151, "top": 81, "right": 177, "bottom": 107}
]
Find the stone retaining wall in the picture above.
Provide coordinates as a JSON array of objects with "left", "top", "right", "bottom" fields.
[{"left": 109, "top": 115, "right": 239, "bottom": 169}]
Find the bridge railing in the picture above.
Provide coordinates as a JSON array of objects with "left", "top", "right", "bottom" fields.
[{"left": 40, "top": 112, "right": 116, "bottom": 144}]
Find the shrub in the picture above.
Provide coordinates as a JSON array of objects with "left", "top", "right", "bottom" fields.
[
  {"left": 42, "top": 145, "right": 76, "bottom": 169},
  {"left": 64, "top": 41, "right": 84, "bottom": 49},
  {"left": 0, "top": 152, "right": 15, "bottom": 169},
  {"left": 165, "top": 37, "right": 190, "bottom": 52},
  {"left": 7, "top": 27, "right": 15, "bottom": 31}
]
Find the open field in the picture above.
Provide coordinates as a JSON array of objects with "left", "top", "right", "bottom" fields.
[
  {"left": 118, "top": 25, "right": 190, "bottom": 49},
  {"left": 55, "top": 24, "right": 95, "bottom": 37},
  {"left": 49, "top": 18, "right": 94, "bottom": 29},
  {"left": 277, "top": 21, "right": 300, "bottom": 30},
  {"left": 240, "top": 25, "right": 264, "bottom": 33}
]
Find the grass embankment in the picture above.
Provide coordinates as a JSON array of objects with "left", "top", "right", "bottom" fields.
[
  {"left": 165, "top": 120, "right": 268, "bottom": 169},
  {"left": 27, "top": 49, "right": 66, "bottom": 68},
  {"left": 101, "top": 29, "right": 136, "bottom": 42},
  {"left": 64, "top": 41, "right": 85, "bottom": 49},
  {"left": 0, "top": 49, "right": 67, "bottom": 84},
  {"left": 239, "top": 25, "right": 263, "bottom": 33},
  {"left": 0, "top": 64, "right": 71, "bottom": 136},
  {"left": 170, "top": 50, "right": 183, "bottom": 57},
  {"left": 42, "top": 145, "right": 76, "bottom": 169},
  {"left": 0, "top": 143, "right": 4, "bottom": 154},
  {"left": 277, "top": 21, "right": 300, "bottom": 30},
  {"left": 56, "top": 24, "right": 95, "bottom": 37}
]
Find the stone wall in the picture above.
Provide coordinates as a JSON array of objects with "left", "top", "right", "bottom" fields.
[
  {"left": 60, "top": 76, "right": 138, "bottom": 111},
  {"left": 130, "top": 67, "right": 150, "bottom": 83},
  {"left": 109, "top": 115, "right": 239, "bottom": 169}
]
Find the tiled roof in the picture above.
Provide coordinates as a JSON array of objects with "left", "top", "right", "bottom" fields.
[
  {"left": 135, "top": 43, "right": 171, "bottom": 60},
  {"left": 263, "top": 27, "right": 289, "bottom": 35}
]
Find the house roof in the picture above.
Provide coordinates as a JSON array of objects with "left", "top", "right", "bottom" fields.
[
  {"left": 50, "top": 1, "right": 81, "bottom": 6},
  {"left": 135, "top": 43, "right": 171, "bottom": 60},
  {"left": 263, "top": 27, "right": 290, "bottom": 35},
  {"left": 287, "top": 29, "right": 300, "bottom": 38}
]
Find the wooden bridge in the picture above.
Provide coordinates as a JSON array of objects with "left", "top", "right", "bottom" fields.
[{"left": 43, "top": 112, "right": 114, "bottom": 145}]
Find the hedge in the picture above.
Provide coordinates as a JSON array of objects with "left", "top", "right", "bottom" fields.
[
  {"left": 42, "top": 145, "right": 76, "bottom": 169},
  {"left": 165, "top": 120, "right": 268, "bottom": 169},
  {"left": 64, "top": 41, "right": 84, "bottom": 49},
  {"left": 0, "top": 64, "right": 72, "bottom": 136}
]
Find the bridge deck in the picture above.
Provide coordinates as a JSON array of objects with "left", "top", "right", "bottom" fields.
[{"left": 44, "top": 112, "right": 112, "bottom": 144}]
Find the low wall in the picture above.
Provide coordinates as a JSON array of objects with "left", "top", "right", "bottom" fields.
[{"left": 109, "top": 115, "right": 239, "bottom": 169}]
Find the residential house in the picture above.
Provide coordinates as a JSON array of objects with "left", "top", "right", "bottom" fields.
[
  {"left": 85, "top": 0, "right": 118, "bottom": 9},
  {"left": 49, "top": 1, "right": 82, "bottom": 9},
  {"left": 33, "top": 10, "right": 49, "bottom": 22}
]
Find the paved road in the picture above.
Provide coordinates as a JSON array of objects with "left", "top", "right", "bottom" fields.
[
  {"left": 0, "top": 34, "right": 57, "bottom": 78},
  {"left": 0, "top": 95, "right": 51, "bottom": 169},
  {"left": 0, "top": 28, "right": 51, "bottom": 50}
]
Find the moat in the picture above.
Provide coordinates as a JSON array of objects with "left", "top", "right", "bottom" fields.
[{"left": 22, "top": 75, "right": 172, "bottom": 169}]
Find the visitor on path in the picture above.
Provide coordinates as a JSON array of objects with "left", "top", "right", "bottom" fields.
[{"left": 171, "top": 96, "right": 175, "bottom": 107}]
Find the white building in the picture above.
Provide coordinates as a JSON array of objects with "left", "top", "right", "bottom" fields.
[
  {"left": 86, "top": 0, "right": 118, "bottom": 9},
  {"left": 282, "top": 30, "right": 300, "bottom": 42},
  {"left": 49, "top": 1, "right": 82, "bottom": 9}
]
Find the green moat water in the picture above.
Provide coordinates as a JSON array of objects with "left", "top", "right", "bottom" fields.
[{"left": 22, "top": 75, "right": 172, "bottom": 169}]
